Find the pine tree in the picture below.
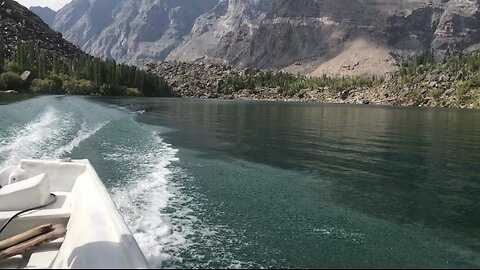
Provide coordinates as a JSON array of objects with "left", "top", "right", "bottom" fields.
[
  {"left": 0, "top": 34, "right": 4, "bottom": 73},
  {"left": 36, "top": 49, "right": 47, "bottom": 79},
  {"left": 15, "top": 42, "right": 23, "bottom": 71}
]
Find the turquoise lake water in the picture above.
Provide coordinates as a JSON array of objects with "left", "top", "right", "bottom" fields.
[{"left": 0, "top": 95, "right": 479, "bottom": 268}]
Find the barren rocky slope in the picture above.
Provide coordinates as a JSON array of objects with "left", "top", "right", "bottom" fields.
[
  {"left": 146, "top": 57, "right": 480, "bottom": 109},
  {"left": 1, "top": 0, "right": 84, "bottom": 60},
  {"left": 166, "top": 0, "right": 271, "bottom": 65}
]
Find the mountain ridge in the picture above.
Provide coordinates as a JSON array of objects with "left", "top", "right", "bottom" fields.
[
  {"left": 31, "top": 0, "right": 480, "bottom": 76},
  {"left": 41, "top": 0, "right": 219, "bottom": 65}
]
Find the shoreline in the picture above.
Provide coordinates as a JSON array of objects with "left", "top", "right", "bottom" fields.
[
  {"left": 145, "top": 61, "right": 480, "bottom": 110},
  {"left": 176, "top": 87, "right": 480, "bottom": 110},
  {"left": 1, "top": 88, "right": 478, "bottom": 110}
]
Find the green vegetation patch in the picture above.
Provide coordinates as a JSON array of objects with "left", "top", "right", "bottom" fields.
[
  {"left": 0, "top": 36, "right": 172, "bottom": 97},
  {"left": 399, "top": 50, "right": 480, "bottom": 107},
  {"left": 1, "top": 71, "right": 24, "bottom": 90},
  {"left": 217, "top": 71, "right": 381, "bottom": 97}
]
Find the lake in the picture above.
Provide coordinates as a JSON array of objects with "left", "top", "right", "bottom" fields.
[{"left": 0, "top": 95, "right": 479, "bottom": 268}]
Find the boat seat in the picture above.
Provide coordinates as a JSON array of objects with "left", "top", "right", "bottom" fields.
[
  {"left": 0, "top": 174, "right": 51, "bottom": 211},
  {"left": 0, "top": 166, "right": 15, "bottom": 188},
  {"left": 0, "top": 192, "right": 71, "bottom": 221}
]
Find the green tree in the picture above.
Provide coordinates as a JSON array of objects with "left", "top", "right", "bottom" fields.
[
  {"left": 0, "top": 78, "right": 6, "bottom": 91},
  {"left": 30, "top": 78, "right": 56, "bottom": 93},
  {"left": 14, "top": 42, "right": 26, "bottom": 71},
  {"left": 36, "top": 49, "right": 47, "bottom": 79},
  {"left": 0, "top": 34, "right": 4, "bottom": 73}
]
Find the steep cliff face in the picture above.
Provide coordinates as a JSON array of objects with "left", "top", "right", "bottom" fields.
[
  {"left": 166, "top": 0, "right": 271, "bottom": 65},
  {"left": 34, "top": 0, "right": 480, "bottom": 76},
  {"left": 49, "top": 0, "right": 218, "bottom": 65},
  {"left": 1, "top": 0, "right": 84, "bottom": 59},
  {"left": 169, "top": 0, "right": 480, "bottom": 76}
]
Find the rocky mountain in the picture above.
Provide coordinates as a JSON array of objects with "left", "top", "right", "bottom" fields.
[
  {"left": 29, "top": 6, "right": 56, "bottom": 27},
  {"left": 46, "top": 0, "right": 218, "bottom": 65},
  {"left": 170, "top": 0, "right": 480, "bottom": 76},
  {"left": 0, "top": 0, "right": 84, "bottom": 59},
  {"left": 33, "top": 0, "right": 480, "bottom": 76},
  {"left": 167, "top": 0, "right": 272, "bottom": 65}
]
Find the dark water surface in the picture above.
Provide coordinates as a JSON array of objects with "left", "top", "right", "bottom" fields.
[{"left": 1, "top": 96, "right": 479, "bottom": 268}]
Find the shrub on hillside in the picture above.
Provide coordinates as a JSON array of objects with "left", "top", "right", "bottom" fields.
[
  {"left": 47, "top": 73, "right": 66, "bottom": 93},
  {"left": 4, "top": 62, "right": 20, "bottom": 73},
  {"left": 126, "top": 88, "right": 143, "bottom": 96},
  {"left": 1, "top": 72, "right": 24, "bottom": 90},
  {"left": 0, "top": 78, "right": 6, "bottom": 91},
  {"left": 99, "top": 84, "right": 126, "bottom": 96},
  {"left": 63, "top": 79, "right": 95, "bottom": 95},
  {"left": 30, "top": 78, "right": 57, "bottom": 93}
]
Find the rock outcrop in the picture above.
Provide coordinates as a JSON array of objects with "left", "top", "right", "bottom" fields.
[
  {"left": 166, "top": 0, "right": 271, "bottom": 65},
  {"left": 145, "top": 61, "right": 246, "bottom": 98},
  {"left": 1, "top": 0, "right": 84, "bottom": 60},
  {"left": 146, "top": 58, "right": 480, "bottom": 109}
]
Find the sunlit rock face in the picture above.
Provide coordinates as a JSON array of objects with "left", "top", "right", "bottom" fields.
[
  {"left": 170, "top": 0, "right": 480, "bottom": 75},
  {"left": 166, "top": 0, "right": 272, "bottom": 65},
  {"left": 35, "top": 0, "right": 480, "bottom": 75},
  {"left": 48, "top": 0, "right": 218, "bottom": 65}
]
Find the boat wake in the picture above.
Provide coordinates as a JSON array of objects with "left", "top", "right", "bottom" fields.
[
  {"left": 0, "top": 97, "right": 239, "bottom": 268},
  {"left": 0, "top": 98, "right": 191, "bottom": 267},
  {"left": 52, "top": 121, "right": 107, "bottom": 158},
  {"left": 102, "top": 128, "right": 259, "bottom": 268},
  {"left": 106, "top": 131, "right": 183, "bottom": 267},
  {"left": 0, "top": 106, "right": 107, "bottom": 168}
]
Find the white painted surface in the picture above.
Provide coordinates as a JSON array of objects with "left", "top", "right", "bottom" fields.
[
  {"left": 0, "top": 159, "right": 148, "bottom": 269},
  {"left": 0, "top": 174, "right": 51, "bottom": 211}
]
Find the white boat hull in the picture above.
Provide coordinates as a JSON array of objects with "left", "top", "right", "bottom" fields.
[{"left": 0, "top": 159, "right": 148, "bottom": 269}]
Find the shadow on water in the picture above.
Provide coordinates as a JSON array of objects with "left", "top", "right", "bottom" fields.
[{"left": 0, "top": 93, "right": 36, "bottom": 105}]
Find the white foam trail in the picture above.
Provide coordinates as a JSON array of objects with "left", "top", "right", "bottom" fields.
[
  {"left": 139, "top": 165, "right": 263, "bottom": 269},
  {"left": 0, "top": 107, "right": 74, "bottom": 167},
  {"left": 108, "top": 137, "right": 263, "bottom": 268},
  {"left": 0, "top": 106, "right": 108, "bottom": 168},
  {"left": 52, "top": 121, "right": 107, "bottom": 158},
  {"left": 109, "top": 133, "right": 181, "bottom": 267}
]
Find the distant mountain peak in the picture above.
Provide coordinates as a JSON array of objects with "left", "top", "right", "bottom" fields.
[{"left": 29, "top": 6, "right": 57, "bottom": 27}]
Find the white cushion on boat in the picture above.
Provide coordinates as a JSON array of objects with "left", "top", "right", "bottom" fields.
[{"left": 0, "top": 174, "right": 51, "bottom": 211}]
